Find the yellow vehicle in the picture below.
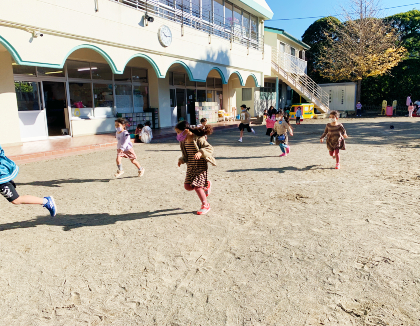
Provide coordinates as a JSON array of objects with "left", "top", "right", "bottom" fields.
[{"left": 289, "top": 103, "right": 315, "bottom": 119}]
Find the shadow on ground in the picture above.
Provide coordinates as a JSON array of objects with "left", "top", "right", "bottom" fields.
[
  {"left": 227, "top": 165, "right": 331, "bottom": 173},
  {"left": 0, "top": 208, "right": 189, "bottom": 232},
  {"left": 19, "top": 176, "right": 138, "bottom": 187}
]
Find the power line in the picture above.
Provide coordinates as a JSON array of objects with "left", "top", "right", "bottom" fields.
[{"left": 267, "top": 2, "right": 420, "bottom": 21}]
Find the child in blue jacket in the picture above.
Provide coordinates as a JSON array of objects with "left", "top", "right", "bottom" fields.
[{"left": 0, "top": 145, "right": 57, "bottom": 216}]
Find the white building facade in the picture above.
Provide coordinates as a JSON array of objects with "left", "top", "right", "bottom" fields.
[{"left": 0, "top": 0, "right": 273, "bottom": 145}]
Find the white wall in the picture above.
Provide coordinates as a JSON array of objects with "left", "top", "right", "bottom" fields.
[
  {"left": 320, "top": 83, "right": 357, "bottom": 112},
  {"left": 0, "top": 0, "right": 270, "bottom": 85},
  {"left": 0, "top": 51, "right": 21, "bottom": 146}
]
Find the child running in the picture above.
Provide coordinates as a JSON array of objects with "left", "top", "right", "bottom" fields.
[
  {"left": 0, "top": 144, "right": 57, "bottom": 216},
  {"left": 114, "top": 118, "right": 145, "bottom": 178},
  {"left": 266, "top": 112, "right": 277, "bottom": 145},
  {"left": 238, "top": 104, "right": 255, "bottom": 142},
  {"left": 270, "top": 110, "right": 293, "bottom": 157},
  {"left": 320, "top": 110, "right": 348, "bottom": 169},
  {"left": 175, "top": 121, "right": 215, "bottom": 215}
]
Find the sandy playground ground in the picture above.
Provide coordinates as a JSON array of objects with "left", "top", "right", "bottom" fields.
[{"left": 0, "top": 117, "right": 419, "bottom": 325}]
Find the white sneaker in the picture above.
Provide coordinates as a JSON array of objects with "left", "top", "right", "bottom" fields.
[
  {"left": 138, "top": 167, "right": 145, "bottom": 177},
  {"left": 114, "top": 170, "right": 124, "bottom": 178},
  {"left": 238, "top": 139, "right": 242, "bottom": 142},
  {"left": 251, "top": 128, "right": 256, "bottom": 134},
  {"left": 197, "top": 203, "right": 211, "bottom": 215}
]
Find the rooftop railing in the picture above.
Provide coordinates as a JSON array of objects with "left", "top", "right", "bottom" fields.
[{"left": 110, "top": 0, "right": 263, "bottom": 51}]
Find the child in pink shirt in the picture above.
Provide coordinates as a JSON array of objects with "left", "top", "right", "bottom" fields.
[{"left": 266, "top": 114, "right": 277, "bottom": 145}]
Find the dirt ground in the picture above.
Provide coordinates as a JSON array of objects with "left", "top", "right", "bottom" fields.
[{"left": 0, "top": 117, "right": 419, "bottom": 326}]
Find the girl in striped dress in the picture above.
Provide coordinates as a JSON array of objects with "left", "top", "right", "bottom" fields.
[
  {"left": 175, "top": 121, "right": 216, "bottom": 215},
  {"left": 320, "top": 110, "right": 348, "bottom": 169}
]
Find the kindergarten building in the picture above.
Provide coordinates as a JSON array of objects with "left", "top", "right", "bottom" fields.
[{"left": 0, "top": 0, "right": 328, "bottom": 146}]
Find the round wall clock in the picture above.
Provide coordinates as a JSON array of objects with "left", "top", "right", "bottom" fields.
[{"left": 158, "top": 25, "right": 172, "bottom": 47}]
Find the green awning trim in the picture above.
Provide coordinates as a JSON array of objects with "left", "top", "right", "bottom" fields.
[{"left": 264, "top": 27, "right": 311, "bottom": 50}]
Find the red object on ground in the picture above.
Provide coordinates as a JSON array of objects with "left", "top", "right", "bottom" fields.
[{"left": 386, "top": 106, "right": 393, "bottom": 116}]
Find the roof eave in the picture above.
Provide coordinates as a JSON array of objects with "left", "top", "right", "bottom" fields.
[
  {"left": 238, "top": 0, "right": 274, "bottom": 20},
  {"left": 264, "top": 27, "right": 311, "bottom": 50}
]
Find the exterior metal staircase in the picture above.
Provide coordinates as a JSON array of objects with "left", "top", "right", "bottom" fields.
[{"left": 271, "top": 48, "right": 329, "bottom": 113}]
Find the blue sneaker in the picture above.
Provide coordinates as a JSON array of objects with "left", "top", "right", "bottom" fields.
[{"left": 43, "top": 196, "right": 57, "bottom": 217}]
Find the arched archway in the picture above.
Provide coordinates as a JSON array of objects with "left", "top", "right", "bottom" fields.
[
  {"left": 63, "top": 44, "right": 119, "bottom": 73},
  {"left": 245, "top": 74, "right": 259, "bottom": 87},
  {"left": 122, "top": 53, "right": 163, "bottom": 79},
  {"left": 229, "top": 71, "right": 244, "bottom": 86}
]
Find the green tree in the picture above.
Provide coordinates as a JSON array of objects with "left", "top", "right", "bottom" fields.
[
  {"left": 317, "top": 0, "right": 406, "bottom": 103},
  {"left": 362, "top": 10, "right": 420, "bottom": 107},
  {"left": 302, "top": 16, "right": 342, "bottom": 84},
  {"left": 386, "top": 10, "right": 420, "bottom": 58}
]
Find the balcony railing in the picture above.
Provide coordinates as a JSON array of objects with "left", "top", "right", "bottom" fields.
[
  {"left": 272, "top": 48, "right": 329, "bottom": 113},
  {"left": 279, "top": 53, "right": 307, "bottom": 75},
  {"left": 110, "top": 0, "right": 263, "bottom": 51}
]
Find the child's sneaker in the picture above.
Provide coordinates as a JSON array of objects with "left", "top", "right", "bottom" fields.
[
  {"left": 43, "top": 196, "right": 57, "bottom": 217},
  {"left": 286, "top": 147, "right": 290, "bottom": 154},
  {"left": 279, "top": 153, "right": 287, "bottom": 157},
  {"left": 269, "top": 142, "right": 274, "bottom": 145},
  {"left": 114, "top": 170, "right": 124, "bottom": 178},
  {"left": 335, "top": 163, "right": 340, "bottom": 169},
  {"left": 138, "top": 167, "right": 145, "bottom": 177},
  {"left": 204, "top": 180, "right": 212, "bottom": 197},
  {"left": 251, "top": 128, "right": 256, "bottom": 134},
  {"left": 238, "top": 139, "right": 242, "bottom": 142},
  {"left": 197, "top": 203, "right": 211, "bottom": 215}
]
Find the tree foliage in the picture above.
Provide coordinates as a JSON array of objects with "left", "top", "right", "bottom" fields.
[
  {"left": 361, "top": 10, "right": 420, "bottom": 106},
  {"left": 386, "top": 10, "right": 420, "bottom": 58},
  {"left": 317, "top": 0, "right": 406, "bottom": 101},
  {"left": 302, "top": 16, "right": 342, "bottom": 83}
]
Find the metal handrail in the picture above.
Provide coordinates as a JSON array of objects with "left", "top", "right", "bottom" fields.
[
  {"left": 110, "top": 0, "right": 264, "bottom": 51},
  {"left": 272, "top": 48, "right": 329, "bottom": 112}
]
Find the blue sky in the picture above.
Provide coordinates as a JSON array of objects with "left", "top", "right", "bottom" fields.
[{"left": 265, "top": 0, "right": 419, "bottom": 41}]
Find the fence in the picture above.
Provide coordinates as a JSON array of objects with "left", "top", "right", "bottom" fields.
[{"left": 110, "top": 0, "right": 264, "bottom": 51}]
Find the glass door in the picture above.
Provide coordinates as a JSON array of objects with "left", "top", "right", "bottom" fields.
[
  {"left": 187, "top": 89, "right": 196, "bottom": 125},
  {"left": 176, "top": 89, "right": 187, "bottom": 122},
  {"left": 42, "top": 81, "right": 68, "bottom": 136}
]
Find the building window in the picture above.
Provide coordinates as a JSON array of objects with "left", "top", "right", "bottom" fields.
[
  {"left": 67, "top": 60, "right": 92, "bottom": 79},
  {"left": 290, "top": 47, "right": 296, "bottom": 57},
  {"left": 92, "top": 63, "right": 113, "bottom": 80},
  {"left": 12, "top": 64, "right": 36, "bottom": 76},
  {"left": 37, "top": 67, "right": 65, "bottom": 77},
  {"left": 115, "top": 84, "right": 133, "bottom": 114},
  {"left": 206, "top": 77, "right": 215, "bottom": 88},
  {"left": 69, "top": 83, "right": 93, "bottom": 118},
  {"left": 174, "top": 73, "right": 186, "bottom": 86},
  {"left": 114, "top": 66, "right": 132, "bottom": 82},
  {"left": 132, "top": 67, "right": 148, "bottom": 83},
  {"left": 215, "top": 78, "right": 223, "bottom": 88},
  {"left": 134, "top": 85, "right": 149, "bottom": 112},
  {"left": 14, "top": 81, "right": 40, "bottom": 111},
  {"left": 93, "top": 84, "right": 114, "bottom": 117},
  {"left": 242, "top": 88, "right": 252, "bottom": 101}
]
